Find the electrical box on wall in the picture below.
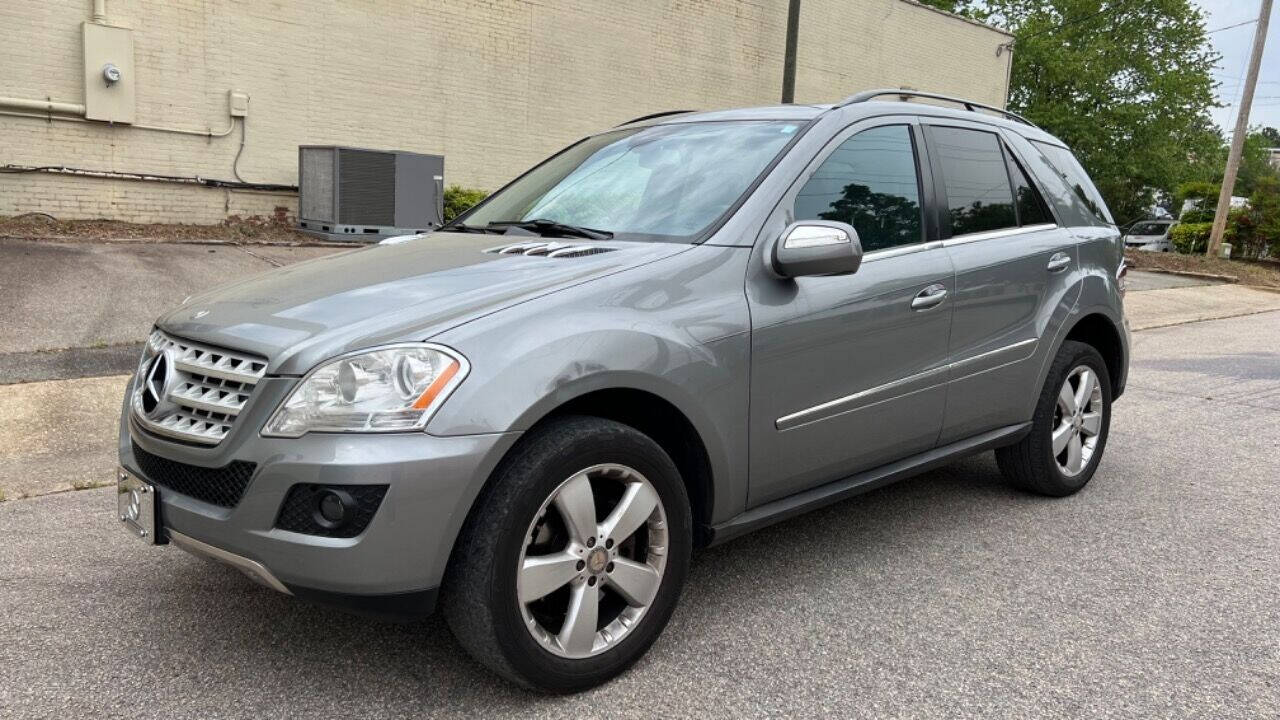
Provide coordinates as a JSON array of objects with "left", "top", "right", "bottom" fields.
[
  {"left": 83, "top": 22, "right": 135, "bottom": 124},
  {"left": 228, "top": 91, "right": 250, "bottom": 117}
]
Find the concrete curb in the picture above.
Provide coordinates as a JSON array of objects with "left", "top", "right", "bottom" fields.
[
  {"left": 1131, "top": 306, "right": 1280, "bottom": 332},
  {"left": 0, "top": 234, "right": 360, "bottom": 248},
  {"left": 1138, "top": 268, "right": 1238, "bottom": 284}
]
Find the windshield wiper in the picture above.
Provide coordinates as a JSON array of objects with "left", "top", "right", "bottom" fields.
[
  {"left": 439, "top": 222, "right": 505, "bottom": 234},
  {"left": 487, "top": 219, "right": 614, "bottom": 240}
]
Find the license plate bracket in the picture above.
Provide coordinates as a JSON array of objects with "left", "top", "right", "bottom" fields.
[{"left": 117, "top": 468, "right": 160, "bottom": 544}]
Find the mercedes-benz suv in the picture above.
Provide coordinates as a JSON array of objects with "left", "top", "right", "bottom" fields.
[{"left": 117, "top": 89, "right": 1129, "bottom": 692}]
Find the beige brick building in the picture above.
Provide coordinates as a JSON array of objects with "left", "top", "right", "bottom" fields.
[{"left": 0, "top": 0, "right": 1010, "bottom": 225}]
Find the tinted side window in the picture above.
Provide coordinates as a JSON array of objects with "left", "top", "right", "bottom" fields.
[
  {"left": 794, "top": 125, "right": 923, "bottom": 252},
  {"left": 1005, "top": 147, "right": 1051, "bottom": 226},
  {"left": 1031, "top": 141, "right": 1112, "bottom": 226},
  {"left": 932, "top": 126, "right": 1017, "bottom": 236}
]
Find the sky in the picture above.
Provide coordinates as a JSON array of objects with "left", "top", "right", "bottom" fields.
[{"left": 1194, "top": 0, "right": 1280, "bottom": 137}]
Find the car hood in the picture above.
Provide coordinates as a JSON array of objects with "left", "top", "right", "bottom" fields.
[{"left": 156, "top": 232, "right": 690, "bottom": 375}]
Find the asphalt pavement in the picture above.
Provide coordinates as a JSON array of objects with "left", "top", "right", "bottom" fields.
[{"left": 1, "top": 309, "right": 1277, "bottom": 717}]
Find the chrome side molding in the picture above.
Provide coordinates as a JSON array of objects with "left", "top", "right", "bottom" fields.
[{"left": 776, "top": 337, "right": 1039, "bottom": 430}]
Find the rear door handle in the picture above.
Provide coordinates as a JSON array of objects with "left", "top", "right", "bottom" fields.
[
  {"left": 911, "top": 283, "right": 948, "bottom": 310},
  {"left": 1047, "top": 252, "right": 1071, "bottom": 272}
]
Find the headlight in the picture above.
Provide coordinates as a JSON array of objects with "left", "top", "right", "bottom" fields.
[{"left": 262, "top": 344, "right": 468, "bottom": 437}]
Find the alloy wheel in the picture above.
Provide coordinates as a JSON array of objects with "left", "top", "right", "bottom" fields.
[
  {"left": 1052, "top": 365, "right": 1104, "bottom": 477},
  {"left": 516, "top": 464, "right": 668, "bottom": 659}
]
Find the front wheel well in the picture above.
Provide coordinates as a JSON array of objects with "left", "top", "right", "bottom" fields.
[
  {"left": 538, "top": 388, "right": 715, "bottom": 547},
  {"left": 1063, "top": 313, "right": 1125, "bottom": 398}
]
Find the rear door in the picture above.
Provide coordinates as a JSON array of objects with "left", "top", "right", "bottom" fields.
[
  {"left": 746, "top": 118, "right": 955, "bottom": 505},
  {"left": 921, "top": 121, "right": 1080, "bottom": 443}
]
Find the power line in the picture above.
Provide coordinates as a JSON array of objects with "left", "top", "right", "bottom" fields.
[{"left": 1206, "top": 18, "right": 1258, "bottom": 34}]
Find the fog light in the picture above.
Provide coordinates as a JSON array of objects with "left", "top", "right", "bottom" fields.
[{"left": 313, "top": 488, "right": 353, "bottom": 529}]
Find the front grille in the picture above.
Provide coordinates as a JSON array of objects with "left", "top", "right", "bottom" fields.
[
  {"left": 132, "top": 443, "right": 257, "bottom": 508},
  {"left": 131, "top": 332, "right": 267, "bottom": 446},
  {"left": 275, "top": 484, "right": 389, "bottom": 538}
]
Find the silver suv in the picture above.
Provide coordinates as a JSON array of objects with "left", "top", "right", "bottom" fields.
[{"left": 117, "top": 90, "right": 1129, "bottom": 692}]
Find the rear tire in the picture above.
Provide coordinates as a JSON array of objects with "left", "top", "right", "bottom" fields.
[
  {"left": 996, "top": 340, "right": 1112, "bottom": 497},
  {"left": 441, "top": 415, "right": 691, "bottom": 692}
]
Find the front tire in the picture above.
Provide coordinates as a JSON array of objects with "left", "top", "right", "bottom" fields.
[
  {"left": 441, "top": 415, "right": 691, "bottom": 692},
  {"left": 996, "top": 340, "right": 1112, "bottom": 496}
]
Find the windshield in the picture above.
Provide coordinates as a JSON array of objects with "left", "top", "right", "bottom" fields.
[
  {"left": 457, "top": 120, "right": 803, "bottom": 242},
  {"left": 1128, "top": 222, "right": 1169, "bottom": 236}
]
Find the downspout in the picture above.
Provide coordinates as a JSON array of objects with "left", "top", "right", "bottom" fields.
[
  {"left": 997, "top": 40, "right": 1014, "bottom": 108},
  {"left": 781, "top": 0, "right": 801, "bottom": 103}
]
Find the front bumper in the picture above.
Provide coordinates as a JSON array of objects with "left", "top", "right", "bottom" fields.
[{"left": 118, "top": 374, "right": 520, "bottom": 618}]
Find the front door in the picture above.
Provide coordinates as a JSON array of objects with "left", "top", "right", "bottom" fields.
[{"left": 746, "top": 120, "right": 955, "bottom": 506}]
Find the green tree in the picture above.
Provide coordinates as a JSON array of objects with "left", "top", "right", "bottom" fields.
[
  {"left": 1232, "top": 130, "right": 1280, "bottom": 198},
  {"left": 916, "top": 0, "right": 981, "bottom": 13},
  {"left": 964, "top": 1, "right": 1220, "bottom": 224},
  {"left": 1261, "top": 126, "right": 1280, "bottom": 146}
]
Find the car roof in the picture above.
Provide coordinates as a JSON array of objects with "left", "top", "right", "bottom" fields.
[{"left": 638, "top": 99, "right": 1066, "bottom": 146}]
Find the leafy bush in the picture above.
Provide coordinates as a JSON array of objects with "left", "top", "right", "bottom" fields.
[
  {"left": 443, "top": 185, "right": 489, "bottom": 223},
  {"left": 1247, "top": 176, "right": 1280, "bottom": 259},
  {"left": 1170, "top": 222, "right": 1211, "bottom": 254}
]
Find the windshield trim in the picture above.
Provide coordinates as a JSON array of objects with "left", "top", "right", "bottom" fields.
[{"left": 447, "top": 118, "right": 820, "bottom": 245}]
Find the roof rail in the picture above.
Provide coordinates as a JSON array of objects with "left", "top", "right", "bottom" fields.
[
  {"left": 837, "top": 88, "right": 1038, "bottom": 129},
  {"left": 616, "top": 109, "right": 696, "bottom": 126}
]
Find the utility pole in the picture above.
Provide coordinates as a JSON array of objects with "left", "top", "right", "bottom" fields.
[
  {"left": 1208, "top": 0, "right": 1273, "bottom": 257},
  {"left": 781, "top": 0, "right": 801, "bottom": 103}
]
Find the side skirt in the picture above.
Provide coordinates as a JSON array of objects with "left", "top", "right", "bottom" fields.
[{"left": 706, "top": 422, "right": 1031, "bottom": 546}]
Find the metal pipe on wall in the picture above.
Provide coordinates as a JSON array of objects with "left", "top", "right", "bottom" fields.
[
  {"left": 92, "top": 0, "right": 108, "bottom": 24},
  {"left": 0, "top": 97, "right": 86, "bottom": 116}
]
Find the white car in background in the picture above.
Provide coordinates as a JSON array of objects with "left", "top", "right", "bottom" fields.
[{"left": 1124, "top": 219, "right": 1176, "bottom": 252}]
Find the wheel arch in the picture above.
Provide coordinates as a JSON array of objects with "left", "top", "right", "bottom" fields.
[
  {"left": 533, "top": 387, "right": 717, "bottom": 547},
  {"left": 441, "top": 380, "right": 723, "bottom": 591},
  {"left": 1061, "top": 311, "right": 1127, "bottom": 399}
]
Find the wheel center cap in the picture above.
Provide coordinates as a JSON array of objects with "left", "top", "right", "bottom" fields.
[{"left": 587, "top": 547, "right": 609, "bottom": 574}]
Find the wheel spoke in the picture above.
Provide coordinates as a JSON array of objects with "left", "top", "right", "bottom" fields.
[
  {"left": 553, "top": 472, "right": 597, "bottom": 544},
  {"left": 1065, "top": 432, "right": 1083, "bottom": 473},
  {"left": 599, "top": 481, "right": 659, "bottom": 543},
  {"left": 518, "top": 551, "right": 580, "bottom": 604},
  {"left": 1080, "top": 411, "right": 1102, "bottom": 437},
  {"left": 1052, "top": 421, "right": 1074, "bottom": 456},
  {"left": 557, "top": 581, "right": 599, "bottom": 655},
  {"left": 1074, "top": 369, "right": 1096, "bottom": 412},
  {"left": 1058, "top": 379, "right": 1078, "bottom": 416},
  {"left": 607, "top": 557, "right": 660, "bottom": 607}
]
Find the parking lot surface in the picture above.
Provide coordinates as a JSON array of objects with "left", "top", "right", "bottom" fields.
[{"left": 1, "top": 310, "right": 1277, "bottom": 718}]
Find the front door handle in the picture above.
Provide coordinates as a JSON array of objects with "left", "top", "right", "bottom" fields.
[
  {"left": 1047, "top": 252, "right": 1071, "bottom": 272},
  {"left": 911, "top": 283, "right": 948, "bottom": 310}
]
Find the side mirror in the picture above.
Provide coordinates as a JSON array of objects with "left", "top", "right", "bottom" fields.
[{"left": 769, "top": 221, "right": 863, "bottom": 279}]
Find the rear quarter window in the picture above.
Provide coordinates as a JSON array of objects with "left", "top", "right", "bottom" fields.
[{"left": 1030, "top": 141, "right": 1113, "bottom": 227}]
